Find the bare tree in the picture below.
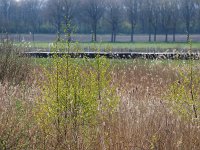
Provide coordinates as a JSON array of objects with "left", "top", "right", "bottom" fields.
[
  {"left": 46, "top": 0, "right": 64, "bottom": 41},
  {"left": 160, "top": 0, "right": 172, "bottom": 42},
  {"left": 195, "top": 0, "right": 200, "bottom": 33},
  {"left": 0, "top": 0, "right": 12, "bottom": 32},
  {"left": 106, "top": 0, "right": 122, "bottom": 42},
  {"left": 25, "top": 0, "right": 43, "bottom": 42},
  {"left": 151, "top": 0, "right": 160, "bottom": 42},
  {"left": 142, "top": 0, "right": 153, "bottom": 42},
  {"left": 82, "top": 0, "right": 105, "bottom": 42},
  {"left": 62, "top": 0, "right": 78, "bottom": 24},
  {"left": 181, "top": 0, "right": 196, "bottom": 41},
  {"left": 124, "top": 0, "right": 139, "bottom": 42},
  {"left": 170, "top": 0, "right": 180, "bottom": 42}
]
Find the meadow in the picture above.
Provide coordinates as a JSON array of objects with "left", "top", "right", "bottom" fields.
[
  {"left": 8, "top": 33, "right": 200, "bottom": 52},
  {"left": 0, "top": 41, "right": 200, "bottom": 149},
  {"left": 21, "top": 42, "right": 200, "bottom": 52}
]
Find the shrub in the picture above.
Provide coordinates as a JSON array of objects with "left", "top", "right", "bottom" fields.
[
  {"left": 167, "top": 40, "right": 200, "bottom": 121},
  {"left": 34, "top": 43, "right": 119, "bottom": 149},
  {"left": 167, "top": 64, "right": 200, "bottom": 120},
  {"left": 0, "top": 41, "right": 31, "bottom": 84}
]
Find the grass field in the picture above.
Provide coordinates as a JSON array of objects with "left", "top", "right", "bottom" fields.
[
  {"left": 21, "top": 41, "right": 200, "bottom": 52},
  {"left": 7, "top": 33, "right": 200, "bottom": 52},
  {"left": 8, "top": 33, "right": 200, "bottom": 42}
]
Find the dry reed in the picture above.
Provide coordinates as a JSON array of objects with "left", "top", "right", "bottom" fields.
[{"left": 0, "top": 59, "right": 200, "bottom": 150}]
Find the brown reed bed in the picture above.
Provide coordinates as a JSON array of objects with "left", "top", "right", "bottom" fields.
[{"left": 0, "top": 59, "right": 200, "bottom": 150}]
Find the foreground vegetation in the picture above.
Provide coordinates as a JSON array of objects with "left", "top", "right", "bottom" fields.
[{"left": 0, "top": 42, "right": 200, "bottom": 149}]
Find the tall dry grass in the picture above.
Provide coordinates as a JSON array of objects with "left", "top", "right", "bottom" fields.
[
  {"left": 108, "top": 61, "right": 200, "bottom": 150},
  {"left": 0, "top": 59, "right": 200, "bottom": 149},
  {"left": 0, "top": 41, "right": 31, "bottom": 84}
]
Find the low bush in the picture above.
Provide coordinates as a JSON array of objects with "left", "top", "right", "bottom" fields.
[{"left": 0, "top": 41, "right": 31, "bottom": 84}]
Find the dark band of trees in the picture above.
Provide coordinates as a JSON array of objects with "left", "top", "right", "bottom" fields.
[{"left": 0, "top": 0, "right": 200, "bottom": 42}]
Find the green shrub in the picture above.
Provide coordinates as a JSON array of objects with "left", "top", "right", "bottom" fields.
[
  {"left": 167, "top": 65, "right": 200, "bottom": 120},
  {"left": 167, "top": 40, "right": 200, "bottom": 121},
  {"left": 34, "top": 42, "right": 119, "bottom": 148}
]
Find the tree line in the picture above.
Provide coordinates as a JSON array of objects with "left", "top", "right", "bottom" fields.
[{"left": 0, "top": 0, "right": 200, "bottom": 42}]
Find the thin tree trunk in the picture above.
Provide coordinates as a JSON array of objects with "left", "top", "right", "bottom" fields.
[
  {"left": 94, "top": 31, "right": 97, "bottom": 42},
  {"left": 187, "top": 32, "right": 190, "bottom": 42},
  {"left": 186, "top": 21, "right": 190, "bottom": 42},
  {"left": 154, "top": 27, "right": 157, "bottom": 42},
  {"left": 32, "top": 32, "right": 35, "bottom": 42},
  {"left": 111, "top": 23, "right": 114, "bottom": 42},
  {"left": 57, "top": 23, "right": 61, "bottom": 41},
  {"left": 114, "top": 31, "right": 116, "bottom": 42},
  {"left": 173, "top": 26, "right": 176, "bottom": 42},
  {"left": 131, "top": 23, "right": 134, "bottom": 42},
  {"left": 165, "top": 30, "right": 168, "bottom": 42},
  {"left": 111, "top": 32, "right": 114, "bottom": 42},
  {"left": 94, "top": 22, "right": 97, "bottom": 42},
  {"left": 57, "top": 32, "right": 61, "bottom": 42},
  {"left": 149, "top": 32, "right": 151, "bottom": 42},
  {"left": 148, "top": 22, "right": 151, "bottom": 42},
  {"left": 18, "top": 33, "right": 21, "bottom": 42}
]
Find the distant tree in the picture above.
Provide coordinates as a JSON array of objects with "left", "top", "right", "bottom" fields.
[
  {"left": 151, "top": 0, "right": 160, "bottom": 42},
  {"left": 82, "top": 0, "right": 105, "bottom": 42},
  {"left": 181, "top": 0, "right": 196, "bottom": 41},
  {"left": 138, "top": 0, "right": 146, "bottom": 34},
  {"left": 0, "top": 0, "right": 12, "bottom": 32},
  {"left": 170, "top": 0, "right": 180, "bottom": 42},
  {"left": 25, "top": 0, "right": 43, "bottom": 42},
  {"left": 160, "top": 0, "right": 172, "bottom": 42},
  {"left": 195, "top": 0, "right": 200, "bottom": 33},
  {"left": 10, "top": 0, "right": 22, "bottom": 33},
  {"left": 62, "top": 0, "right": 78, "bottom": 25},
  {"left": 124, "top": 0, "right": 139, "bottom": 42},
  {"left": 46, "top": 0, "right": 64, "bottom": 41},
  {"left": 142, "top": 0, "right": 153, "bottom": 42},
  {"left": 106, "top": 0, "right": 122, "bottom": 42}
]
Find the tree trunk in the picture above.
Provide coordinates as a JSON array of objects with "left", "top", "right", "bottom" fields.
[
  {"left": 18, "top": 33, "right": 21, "bottom": 42},
  {"left": 131, "top": 23, "right": 134, "bottom": 42},
  {"left": 67, "top": 29, "right": 72, "bottom": 42},
  {"left": 165, "top": 30, "right": 168, "bottom": 42},
  {"left": 32, "top": 32, "right": 35, "bottom": 42},
  {"left": 173, "top": 25, "right": 176, "bottom": 42},
  {"left": 57, "top": 32, "right": 61, "bottom": 42},
  {"left": 148, "top": 22, "right": 151, "bottom": 42},
  {"left": 91, "top": 32, "right": 94, "bottom": 42},
  {"left": 94, "top": 22, "right": 97, "bottom": 42},
  {"left": 154, "top": 27, "right": 157, "bottom": 42},
  {"left": 91, "top": 22, "right": 97, "bottom": 42},
  {"left": 111, "top": 24, "right": 114, "bottom": 42},
  {"left": 186, "top": 21, "right": 190, "bottom": 42},
  {"left": 57, "top": 22, "right": 61, "bottom": 41},
  {"left": 149, "top": 32, "right": 151, "bottom": 42},
  {"left": 114, "top": 32, "right": 116, "bottom": 43},
  {"left": 165, "top": 33, "right": 168, "bottom": 42},
  {"left": 111, "top": 32, "right": 114, "bottom": 42},
  {"left": 94, "top": 31, "right": 97, "bottom": 42}
]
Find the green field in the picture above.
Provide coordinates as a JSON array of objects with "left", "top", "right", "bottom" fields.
[{"left": 20, "top": 41, "right": 200, "bottom": 52}]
